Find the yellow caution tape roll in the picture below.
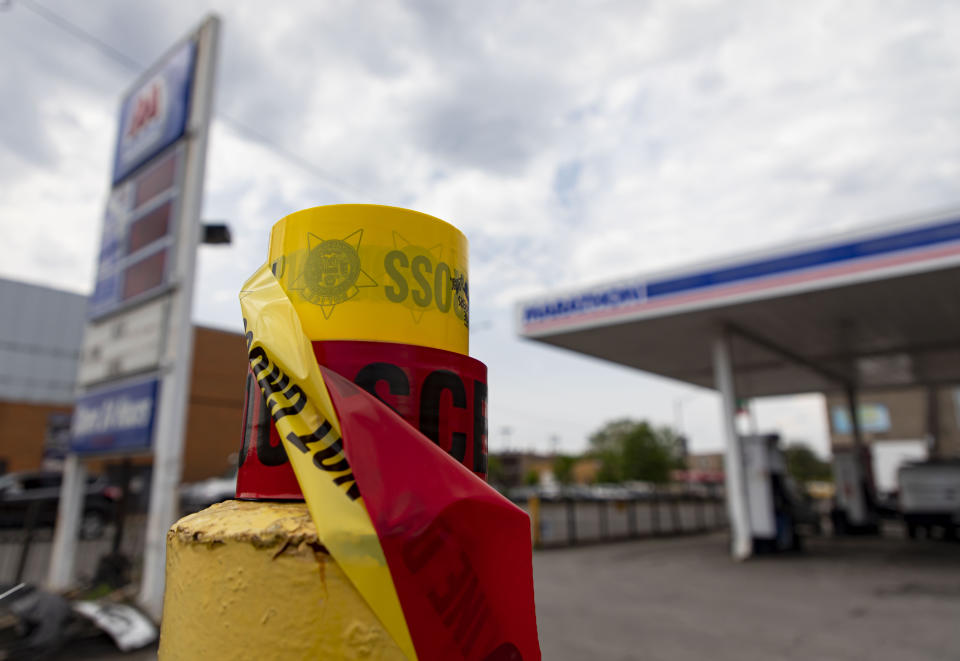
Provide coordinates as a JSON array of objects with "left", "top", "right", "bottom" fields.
[{"left": 267, "top": 205, "right": 469, "bottom": 354}]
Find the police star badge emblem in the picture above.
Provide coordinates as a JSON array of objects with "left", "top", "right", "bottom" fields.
[{"left": 289, "top": 229, "right": 377, "bottom": 318}]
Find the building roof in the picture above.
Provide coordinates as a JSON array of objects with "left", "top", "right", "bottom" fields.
[{"left": 516, "top": 208, "right": 960, "bottom": 398}]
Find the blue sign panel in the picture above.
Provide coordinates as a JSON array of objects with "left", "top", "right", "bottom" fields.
[
  {"left": 89, "top": 183, "right": 133, "bottom": 315},
  {"left": 70, "top": 378, "right": 160, "bottom": 455},
  {"left": 112, "top": 39, "right": 196, "bottom": 184},
  {"left": 830, "top": 404, "right": 891, "bottom": 434}
]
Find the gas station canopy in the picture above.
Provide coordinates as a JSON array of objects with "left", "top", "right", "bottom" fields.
[{"left": 517, "top": 209, "right": 960, "bottom": 398}]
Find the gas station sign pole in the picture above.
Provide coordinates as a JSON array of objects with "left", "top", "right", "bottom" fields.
[
  {"left": 47, "top": 16, "right": 220, "bottom": 621},
  {"left": 140, "top": 17, "right": 219, "bottom": 619}
]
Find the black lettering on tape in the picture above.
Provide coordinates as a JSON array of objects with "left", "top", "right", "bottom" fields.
[
  {"left": 403, "top": 521, "right": 502, "bottom": 656},
  {"left": 354, "top": 362, "right": 410, "bottom": 414},
  {"left": 312, "top": 438, "right": 350, "bottom": 473},
  {"left": 269, "top": 369, "right": 291, "bottom": 396},
  {"left": 249, "top": 346, "right": 269, "bottom": 372},
  {"left": 402, "top": 524, "right": 445, "bottom": 574},
  {"left": 447, "top": 575, "right": 485, "bottom": 656},
  {"left": 411, "top": 255, "right": 433, "bottom": 307},
  {"left": 256, "top": 362, "right": 282, "bottom": 395},
  {"left": 383, "top": 251, "right": 467, "bottom": 319},
  {"left": 419, "top": 370, "right": 467, "bottom": 458},
  {"left": 333, "top": 473, "right": 361, "bottom": 500},
  {"left": 284, "top": 426, "right": 361, "bottom": 501},
  {"left": 286, "top": 420, "right": 332, "bottom": 454},
  {"left": 429, "top": 550, "right": 472, "bottom": 616},
  {"left": 452, "top": 272, "right": 469, "bottom": 328},
  {"left": 449, "top": 432, "right": 467, "bottom": 462},
  {"left": 434, "top": 262, "right": 452, "bottom": 312},
  {"left": 463, "top": 605, "right": 492, "bottom": 658},
  {"left": 242, "top": 318, "right": 253, "bottom": 351},
  {"left": 472, "top": 380, "right": 488, "bottom": 473},
  {"left": 251, "top": 350, "right": 308, "bottom": 423},
  {"left": 246, "top": 343, "right": 360, "bottom": 501},
  {"left": 384, "top": 250, "right": 409, "bottom": 302},
  {"left": 268, "top": 383, "right": 307, "bottom": 421}
]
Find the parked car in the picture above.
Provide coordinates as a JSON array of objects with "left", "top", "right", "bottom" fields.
[
  {"left": 179, "top": 470, "right": 237, "bottom": 514},
  {"left": 0, "top": 471, "right": 120, "bottom": 539}
]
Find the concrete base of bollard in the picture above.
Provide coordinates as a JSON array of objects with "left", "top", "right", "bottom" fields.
[{"left": 159, "top": 500, "right": 406, "bottom": 660}]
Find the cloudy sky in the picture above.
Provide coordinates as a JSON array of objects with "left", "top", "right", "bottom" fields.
[{"left": 2, "top": 0, "right": 959, "bottom": 456}]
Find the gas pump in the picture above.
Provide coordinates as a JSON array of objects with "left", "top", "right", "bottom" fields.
[
  {"left": 830, "top": 446, "right": 880, "bottom": 534},
  {"left": 742, "top": 434, "right": 805, "bottom": 553}
]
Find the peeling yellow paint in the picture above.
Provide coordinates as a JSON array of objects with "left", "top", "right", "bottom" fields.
[{"left": 159, "top": 500, "right": 407, "bottom": 660}]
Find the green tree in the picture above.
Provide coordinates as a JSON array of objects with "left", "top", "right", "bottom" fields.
[
  {"left": 552, "top": 454, "right": 576, "bottom": 485},
  {"left": 589, "top": 418, "right": 641, "bottom": 453},
  {"left": 621, "top": 424, "right": 673, "bottom": 483},
  {"left": 523, "top": 468, "right": 541, "bottom": 486},
  {"left": 652, "top": 425, "right": 687, "bottom": 469},
  {"left": 595, "top": 450, "right": 623, "bottom": 483},
  {"left": 588, "top": 419, "right": 679, "bottom": 484},
  {"left": 784, "top": 443, "right": 832, "bottom": 484}
]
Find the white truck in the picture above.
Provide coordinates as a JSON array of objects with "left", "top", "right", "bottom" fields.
[{"left": 898, "top": 461, "right": 960, "bottom": 539}]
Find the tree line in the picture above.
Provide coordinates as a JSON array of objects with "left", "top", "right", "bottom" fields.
[{"left": 549, "top": 418, "right": 832, "bottom": 487}]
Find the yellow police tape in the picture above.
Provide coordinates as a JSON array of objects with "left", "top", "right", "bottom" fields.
[
  {"left": 240, "top": 264, "right": 418, "bottom": 661},
  {"left": 267, "top": 204, "right": 469, "bottom": 354}
]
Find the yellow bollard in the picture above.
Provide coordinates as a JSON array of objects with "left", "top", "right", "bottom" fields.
[
  {"left": 160, "top": 500, "right": 405, "bottom": 660},
  {"left": 528, "top": 495, "right": 542, "bottom": 549}
]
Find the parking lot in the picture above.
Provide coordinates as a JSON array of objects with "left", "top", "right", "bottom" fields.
[
  {"left": 534, "top": 529, "right": 960, "bottom": 661},
  {"left": 5, "top": 522, "right": 960, "bottom": 660}
]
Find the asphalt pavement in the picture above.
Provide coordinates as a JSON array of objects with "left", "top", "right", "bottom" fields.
[
  {"left": 534, "top": 530, "right": 960, "bottom": 660},
  {"left": 15, "top": 527, "right": 960, "bottom": 660}
]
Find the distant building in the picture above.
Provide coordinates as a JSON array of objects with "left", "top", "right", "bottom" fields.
[
  {"left": 674, "top": 451, "right": 726, "bottom": 484},
  {"left": 488, "top": 453, "right": 616, "bottom": 487},
  {"left": 0, "top": 277, "right": 247, "bottom": 482},
  {"left": 490, "top": 452, "right": 554, "bottom": 487},
  {"left": 571, "top": 457, "right": 600, "bottom": 484},
  {"left": 0, "top": 280, "right": 86, "bottom": 474},
  {"left": 686, "top": 452, "right": 724, "bottom": 473}
]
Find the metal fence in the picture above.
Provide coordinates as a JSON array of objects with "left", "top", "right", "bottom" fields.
[
  {"left": 523, "top": 489, "right": 728, "bottom": 548},
  {"left": 1, "top": 489, "right": 729, "bottom": 584},
  {"left": 0, "top": 514, "right": 149, "bottom": 588}
]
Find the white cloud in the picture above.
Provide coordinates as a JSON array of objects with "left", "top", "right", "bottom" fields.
[{"left": 2, "top": 0, "right": 959, "bottom": 454}]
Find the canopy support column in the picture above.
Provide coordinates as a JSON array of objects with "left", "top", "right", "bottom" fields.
[
  {"left": 845, "top": 386, "right": 864, "bottom": 450},
  {"left": 843, "top": 385, "right": 880, "bottom": 530},
  {"left": 713, "top": 328, "right": 751, "bottom": 560}
]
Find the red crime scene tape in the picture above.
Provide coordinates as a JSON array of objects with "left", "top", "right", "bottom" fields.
[{"left": 237, "top": 341, "right": 488, "bottom": 500}]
